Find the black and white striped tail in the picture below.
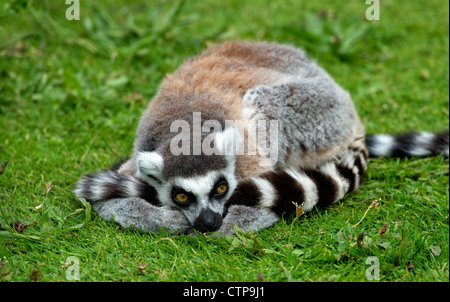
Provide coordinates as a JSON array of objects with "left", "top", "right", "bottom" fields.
[
  {"left": 366, "top": 131, "right": 449, "bottom": 158},
  {"left": 74, "top": 170, "right": 160, "bottom": 206},
  {"left": 225, "top": 145, "right": 368, "bottom": 217}
]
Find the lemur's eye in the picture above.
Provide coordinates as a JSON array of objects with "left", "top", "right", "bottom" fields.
[
  {"left": 211, "top": 178, "right": 229, "bottom": 198},
  {"left": 216, "top": 184, "right": 228, "bottom": 195},
  {"left": 175, "top": 193, "right": 189, "bottom": 203},
  {"left": 171, "top": 187, "right": 194, "bottom": 206}
]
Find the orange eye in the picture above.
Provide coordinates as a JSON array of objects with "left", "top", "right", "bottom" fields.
[
  {"left": 175, "top": 193, "right": 188, "bottom": 203},
  {"left": 216, "top": 184, "right": 228, "bottom": 195}
]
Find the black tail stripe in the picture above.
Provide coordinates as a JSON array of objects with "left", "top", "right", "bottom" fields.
[
  {"left": 336, "top": 165, "right": 356, "bottom": 195},
  {"left": 136, "top": 181, "right": 160, "bottom": 206},
  {"left": 431, "top": 131, "right": 449, "bottom": 156},
  {"left": 354, "top": 156, "right": 365, "bottom": 177},
  {"left": 76, "top": 170, "right": 160, "bottom": 206},
  {"left": 304, "top": 168, "right": 338, "bottom": 208},
  {"left": 351, "top": 147, "right": 368, "bottom": 161},
  {"left": 367, "top": 131, "right": 449, "bottom": 158},
  {"left": 78, "top": 174, "right": 96, "bottom": 201},
  {"left": 260, "top": 170, "right": 305, "bottom": 217},
  {"left": 101, "top": 182, "right": 128, "bottom": 200},
  {"left": 361, "top": 148, "right": 369, "bottom": 161},
  {"left": 226, "top": 179, "right": 261, "bottom": 209}
]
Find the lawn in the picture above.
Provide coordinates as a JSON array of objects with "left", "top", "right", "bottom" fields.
[{"left": 0, "top": 0, "right": 448, "bottom": 283}]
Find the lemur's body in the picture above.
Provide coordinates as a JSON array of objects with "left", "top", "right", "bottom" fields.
[{"left": 75, "top": 41, "right": 449, "bottom": 235}]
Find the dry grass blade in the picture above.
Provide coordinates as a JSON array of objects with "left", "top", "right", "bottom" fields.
[{"left": 0, "top": 160, "right": 8, "bottom": 176}]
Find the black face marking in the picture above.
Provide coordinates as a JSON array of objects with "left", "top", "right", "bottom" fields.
[
  {"left": 171, "top": 186, "right": 196, "bottom": 207},
  {"left": 209, "top": 176, "right": 228, "bottom": 199}
]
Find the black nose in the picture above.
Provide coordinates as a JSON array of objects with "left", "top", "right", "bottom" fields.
[{"left": 193, "top": 208, "right": 223, "bottom": 233}]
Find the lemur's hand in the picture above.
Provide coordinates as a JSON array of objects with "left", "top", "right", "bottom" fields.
[
  {"left": 213, "top": 205, "right": 280, "bottom": 236},
  {"left": 91, "top": 197, "right": 191, "bottom": 234}
]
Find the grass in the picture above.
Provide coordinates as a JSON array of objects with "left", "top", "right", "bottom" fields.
[{"left": 0, "top": 0, "right": 448, "bottom": 282}]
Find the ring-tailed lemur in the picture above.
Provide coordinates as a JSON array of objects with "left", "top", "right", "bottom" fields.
[{"left": 74, "top": 41, "right": 449, "bottom": 236}]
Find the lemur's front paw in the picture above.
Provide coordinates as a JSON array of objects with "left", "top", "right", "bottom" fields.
[
  {"left": 213, "top": 205, "right": 280, "bottom": 237},
  {"left": 91, "top": 198, "right": 191, "bottom": 234},
  {"left": 213, "top": 221, "right": 237, "bottom": 237}
]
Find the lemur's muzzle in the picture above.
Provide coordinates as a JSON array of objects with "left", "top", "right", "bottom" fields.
[{"left": 193, "top": 208, "right": 223, "bottom": 233}]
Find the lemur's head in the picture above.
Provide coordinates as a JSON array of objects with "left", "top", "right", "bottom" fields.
[{"left": 136, "top": 127, "right": 240, "bottom": 233}]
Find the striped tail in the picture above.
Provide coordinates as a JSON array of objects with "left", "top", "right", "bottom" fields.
[
  {"left": 366, "top": 131, "right": 449, "bottom": 158},
  {"left": 225, "top": 144, "right": 368, "bottom": 217},
  {"left": 74, "top": 170, "right": 160, "bottom": 206}
]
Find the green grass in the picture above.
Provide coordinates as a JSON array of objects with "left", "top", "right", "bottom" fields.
[{"left": 0, "top": 0, "right": 448, "bottom": 282}]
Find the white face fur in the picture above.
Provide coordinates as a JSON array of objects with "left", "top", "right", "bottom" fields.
[{"left": 135, "top": 128, "right": 240, "bottom": 232}]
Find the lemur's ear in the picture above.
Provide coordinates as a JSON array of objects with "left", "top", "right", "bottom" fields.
[
  {"left": 214, "top": 127, "right": 243, "bottom": 157},
  {"left": 136, "top": 152, "right": 164, "bottom": 185}
]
